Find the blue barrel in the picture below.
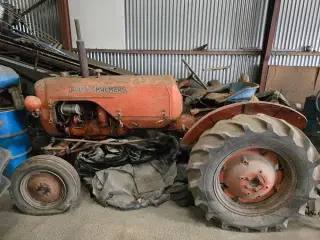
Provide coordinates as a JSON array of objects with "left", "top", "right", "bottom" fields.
[{"left": 0, "top": 109, "right": 31, "bottom": 177}]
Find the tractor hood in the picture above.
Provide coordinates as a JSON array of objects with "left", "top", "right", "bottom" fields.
[{"left": 33, "top": 75, "right": 183, "bottom": 134}]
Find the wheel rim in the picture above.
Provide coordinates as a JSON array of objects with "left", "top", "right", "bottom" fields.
[
  {"left": 215, "top": 147, "right": 296, "bottom": 216},
  {"left": 20, "top": 170, "right": 66, "bottom": 210},
  {"left": 219, "top": 148, "right": 283, "bottom": 203}
]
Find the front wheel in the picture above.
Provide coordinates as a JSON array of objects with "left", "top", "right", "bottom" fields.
[
  {"left": 10, "top": 155, "right": 81, "bottom": 215},
  {"left": 188, "top": 114, "right": 320, "bottom": 232}
]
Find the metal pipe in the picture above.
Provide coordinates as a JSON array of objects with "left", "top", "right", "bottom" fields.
[
  {"left": 54, "top": 138, "right": 149, "bottom": 145},
  {"left": 74, "top": 19, "right": 89, "bottom": 78},
  {"left": 74, "top": 19, "right": 82, "bottom": 40},
  {"left": 20, "top": 0, "right": 50, "bottom": 17}
]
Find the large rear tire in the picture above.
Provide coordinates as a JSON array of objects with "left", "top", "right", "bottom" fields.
[
  {"left": 188, "top": 114, "right": 320, "bottom": 232},
  {"left": 10, "top": 155, "right": 81, "bottom": 215}
]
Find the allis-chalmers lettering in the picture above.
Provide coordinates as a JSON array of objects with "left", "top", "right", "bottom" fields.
[{"left": 70, "top": 86, "right": 127, "bottom": 93}]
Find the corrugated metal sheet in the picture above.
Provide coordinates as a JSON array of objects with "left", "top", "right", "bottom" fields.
[
  {"left": 5, "top": 0, "right": 61, "bottom": 41},
  {"left": 273, "top": 0, "right": 320, "bottom": 51},
  {"left": 270, "top": 55, "right": 320, "bottom": 66},
  {"left": 87, "top": 52, "right": 260, "bottom": 84},
  {"left": 125, "top": 0, "right": 269, "bottom": 50}
]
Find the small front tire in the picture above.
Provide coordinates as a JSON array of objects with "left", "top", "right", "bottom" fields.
[{"left": 10, "top": 155, "right": 81, "bottom": 215}]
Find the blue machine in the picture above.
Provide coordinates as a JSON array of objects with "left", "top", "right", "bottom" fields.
[
  {"left": 0, "top": 109, "right": 31, "bottom": 176},
  {"left": 0, "top": 65, "right": 31, "bottom": 176},
  {"left": 0, "top": 65, "right": 20, "bottom": 89}
]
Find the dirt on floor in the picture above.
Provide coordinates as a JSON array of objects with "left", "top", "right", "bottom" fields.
[{"left": 0, "top": 189, "right": 320, "bottom": 240}]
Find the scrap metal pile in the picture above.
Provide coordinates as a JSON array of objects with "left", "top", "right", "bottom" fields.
[
  {"left": 0, "top": 0, "right": 134, "bottom": 96},
  {"left": 178, "top": 60, "right": 291, "bottom": 119}
]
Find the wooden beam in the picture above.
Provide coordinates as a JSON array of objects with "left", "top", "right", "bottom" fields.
[
  {"left": 272, "top": 51, "right": 320, "bottom": 56},
  {"left": 74, "top": 49, "right": 262, "bottom": 56},
  {"left": 259, "top": 0, "right": 281, "bottom": 92},
  {"left": 57, "top": 0, "right": 72, "bottom": 51}
]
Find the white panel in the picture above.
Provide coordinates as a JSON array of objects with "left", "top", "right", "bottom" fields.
[{"left": 69, "top": 0, "right": 126, "bottom": 49}]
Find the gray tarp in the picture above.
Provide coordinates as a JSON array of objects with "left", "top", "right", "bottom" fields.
[
  {"left": 89, "top": 160, "right": 177, "bottom": 210},
  {"left": 0, "top": 148, "right": 11, "bottom": 198}
]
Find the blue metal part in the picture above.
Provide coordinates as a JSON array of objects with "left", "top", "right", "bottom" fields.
[
  {"left": 0, "top": 109, "right": 31, "bottom": 177},
  {"left": 0, "top": 65, "right": 20, "bottom": 89},
  {"left": 226, "top": 82, "right": 259, "bottom": 102}
]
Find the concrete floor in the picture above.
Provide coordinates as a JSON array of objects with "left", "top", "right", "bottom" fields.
[{"left": 0, "top": 190, "right": 320, "bottom": 240}]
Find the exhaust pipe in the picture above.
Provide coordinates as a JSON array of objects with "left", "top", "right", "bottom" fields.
[{"left": 74, "top": 19, "right": 89, "bottom": 78}]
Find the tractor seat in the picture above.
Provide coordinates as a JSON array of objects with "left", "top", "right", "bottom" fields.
[{"left": 0, "top": 65, "right": 20, "bottom": 89}]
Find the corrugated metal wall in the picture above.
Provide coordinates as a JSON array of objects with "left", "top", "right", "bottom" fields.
[
  {"left": 3, "top": 0, "right": 319, "bottom": 74},
  {"left": 88, "top": 52, "right": 260, "bottom": 84},
  {"left": 271, "top": 0, "right": 320, "bottom": 66},
  {"left": 5, "top": 0, "right": 61, "bottom": 41},
  {"left": 125, "top": 0, "right": 269, "bottom": 50},
  {"left": 273, "top": 0, "right": 320, "bottom": 51},
  {"left": 97, "top": 0, "right": 268, "bottom": 83}
]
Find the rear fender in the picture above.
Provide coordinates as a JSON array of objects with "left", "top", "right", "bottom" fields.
[{"left": 182, "top": 101, "right": 307, "bottom": 145}]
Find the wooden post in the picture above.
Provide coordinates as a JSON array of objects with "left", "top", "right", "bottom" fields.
[
  {"left": 57, "top": 0, "right": 72, "bottom": 51},
  {"left": 259, "top": 0, "right": 281, "bottom": 92}
]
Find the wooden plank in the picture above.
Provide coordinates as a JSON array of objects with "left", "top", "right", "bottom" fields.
[
  {"left": 266, "top": 66, "right": 320, "bottom": 105},
  {"left": 272, "top": 51, "right": 320, "bottom": 56}
]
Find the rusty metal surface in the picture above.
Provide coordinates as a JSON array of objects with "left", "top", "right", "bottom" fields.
[
  {"left": 168, "top": 114, "right": 196, "bottom": 132},
  {"left": 34, "top": 75, "right": 183, "bottom": 136},
  {"left": 182, "top": 101, "right": 307, "bottom": 145},
  {"left": 24, "top": 96, "right": 42, "bottom": 112},
  {"left": 26, "top": 172, "right": 63, "bottom": 203},
  {"left": 74, "top": 19, "right": 89, "bottom": 78},
  {"left": 220, "top": 149, "right": 282, "bottom": 203},
  {"left": 65, "top": 120, "right": 128, "bottom": 138},
  {"left": 20, "top": 170, "right": 66, "bottom": 209}
]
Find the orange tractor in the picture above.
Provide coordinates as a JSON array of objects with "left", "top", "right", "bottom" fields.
[
  {"left": 7, "top": 72, "right": 318, "bottom": 231},
  {"left": 8, "top": 21, "right": 320, "bottom": 232}
]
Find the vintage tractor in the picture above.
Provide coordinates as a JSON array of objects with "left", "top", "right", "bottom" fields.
[
  {"left": 6, "top": 71, "right": 318, "bottom": 231},
  {"left": 7, "top": 20, "right": 319, "bottom": 232}
]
